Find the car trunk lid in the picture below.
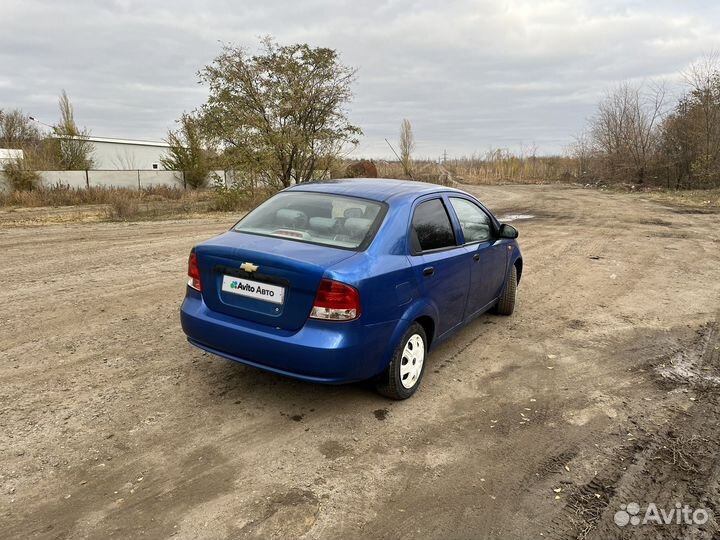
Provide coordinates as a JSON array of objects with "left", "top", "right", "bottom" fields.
[{"left": 194, "top": 231, "right": 356, "bottom": 331}]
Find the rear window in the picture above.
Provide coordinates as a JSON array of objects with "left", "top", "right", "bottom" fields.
[
  {"left": 233, "top": 192, "right": 385, "bottom": 250},
  {"left": 410, "top": 198, "right": 456, "bottom": 253}
]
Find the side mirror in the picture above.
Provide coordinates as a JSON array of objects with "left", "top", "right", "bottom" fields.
[{"left": 498, "top": 223, "right": 519, "bottom": 239}]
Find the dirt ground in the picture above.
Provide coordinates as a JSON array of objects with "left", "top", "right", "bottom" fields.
[{"left": 1, "top": 184, "right": 719, "bottom": 540}]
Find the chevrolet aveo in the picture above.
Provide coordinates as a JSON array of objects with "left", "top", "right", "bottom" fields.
[{"left": 180, "top": 179, "right": 522, "bottom": 399}]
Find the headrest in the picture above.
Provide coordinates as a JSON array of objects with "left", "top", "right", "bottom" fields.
[
  {"left": 309, "top": 217, "right": 335, "bottom": 233},
  {"left": 275, "top": 209, "right": 307, "bottom": 228},
  {"left": 344, "top": 217, "right": 372, "bottom": 238},
  {"left": 344, "top": 207, "right": 364, "bottom": 218}
]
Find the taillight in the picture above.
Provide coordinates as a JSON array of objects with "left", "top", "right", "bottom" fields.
[
  {"left": 309, "top": 279, "right": 360, "bottom": 321},
  {"left": 187, "top": 251, "right": 202, "bottom": 291}
]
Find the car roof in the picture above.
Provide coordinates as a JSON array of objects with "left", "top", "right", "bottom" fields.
[{"left": 284, "top": 178, "right": 464, "bottom": 203}]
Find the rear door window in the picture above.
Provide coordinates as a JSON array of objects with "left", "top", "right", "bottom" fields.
[{"left": 410, "top": 198, "right": 457, "bottom": 254}]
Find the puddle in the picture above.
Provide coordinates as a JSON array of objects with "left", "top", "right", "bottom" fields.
[{"left": 498, "top": 214, "right": 535, "bottom": 222}]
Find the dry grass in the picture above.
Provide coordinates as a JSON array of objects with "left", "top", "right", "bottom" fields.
[
  {"left": 0, "top": 183, "right": 281, "bottom": 223},
  {"left": 596, "top": 183, "right": 720, "bottom": 209},
  {"left": 374, "top": 153, "right": 578, "bottom": 185},
  {"left": 0, "top": 185, "right": 219, "bottom": 221},
  {"left": 0, "top": 185, "right": 191, "bottom": 207},
  {"left": 640, "top": 187, "right": 720, "bottom": 209}
]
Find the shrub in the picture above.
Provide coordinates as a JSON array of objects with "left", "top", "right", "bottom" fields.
[
  {"left": 210, "top": 174, "right": 276, "bottom": 212},
  {"left": 211, "top": 177, "right": 246, "bottom": 211},
  {"left": 106, "top": 196, "right": 140, "bottom": 220},
  {"left": 2, "top": 159, "right": 42, "bottom": 191}
]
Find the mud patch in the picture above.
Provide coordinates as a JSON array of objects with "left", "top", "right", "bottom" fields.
[
  {"left": 567, "top": 319, "right": 587, "bottom": 330},
  {"left": 236, "top": 488, "right": 320, "bottom": 539},
  {"left": 587, "top": 410, "right": 720, "bottom": 540},
  {"left": 319, "top": 440, "right": 350, "bottom": 460},
  {"left": 535, "top": 449, "right": 578, "bottom": 480},
  {"left": 655, "top": 322, "right": 720, "bottom": 389},
  {"left": 671, "top": 207, "right": 718, "bottom": 215},
  {"left": 637, "top": 218, "right": 674, "bottom": 226},
  {"left": 543, "top": 442, "right": 639, "bottom": 540}
]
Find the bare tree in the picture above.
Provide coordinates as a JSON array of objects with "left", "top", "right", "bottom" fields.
[
  {"left": 568, "top": 130, "right": 592, "bottom": 180},
  {"left": 590, "top": 82, "right": 665, "bottom": 183},
  {"left": 0, "top": 109, "right": 53, "bottom": 189},
  {"left": 399, "top": 118, "right": 415, "bottom": 178},
  {"left": 52, "top": 90, "right": 95, "bottom": 170},
  {"left": 0, "top": 109, "right": 42, "bottom": 149},
  {"left": 681, "top": 53, "right": 720, "bottom": 184}
]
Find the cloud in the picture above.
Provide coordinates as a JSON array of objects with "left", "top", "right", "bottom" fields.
[{"left": 1, "top": 0, "right": 719, "bottom": 157}]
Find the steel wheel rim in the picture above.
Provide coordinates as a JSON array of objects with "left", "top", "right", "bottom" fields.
[{"left": 400, "top": 334, "right": 425, "bottom": 389}]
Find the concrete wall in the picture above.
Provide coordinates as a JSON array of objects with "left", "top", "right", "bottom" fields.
[
  {"left": 0, "top": 148, "right": 24, "bottom": 165},
  {"left": 0, "top": 170, "right": 227, "bottom": 190},
  {"left": 40, "top": 170, "right": 88, "bottom": 188},
  {"left": 45, "top": 170, "right": 184, "bottom": 188}
]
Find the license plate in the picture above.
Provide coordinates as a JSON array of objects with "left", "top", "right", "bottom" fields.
[{"left": 221, "top": 275, "right": 285, "bottom": 305}]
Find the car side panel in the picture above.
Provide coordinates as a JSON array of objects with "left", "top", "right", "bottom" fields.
[
  {"left": 367, "top": 297, "right": 440, "bottom": 377},
  {"left": 509, "top": 245, "right": 523, "bottom": 281}
]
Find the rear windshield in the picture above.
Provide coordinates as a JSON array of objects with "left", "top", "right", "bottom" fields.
[{"left": 233, "top": 191, "right": 385, "bottom": 250}]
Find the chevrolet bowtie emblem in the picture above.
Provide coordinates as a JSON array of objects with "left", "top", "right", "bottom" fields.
[{"left": 240, "top": 262, "right": 258, "bottom": 273}]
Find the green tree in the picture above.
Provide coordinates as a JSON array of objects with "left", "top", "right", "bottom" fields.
[
  {"left": 161, "top": 114, "right": 212, "bottom": 189},
  {"left": 52, "top": 90, "right": 95, "bottom": 170},
  {"left": 199, "top": 38, "right": 361, "bottom": 187}
]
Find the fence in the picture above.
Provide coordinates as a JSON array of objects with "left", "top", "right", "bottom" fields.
[{"left": 0, "top": 169, "right": 228, "bottom": 190}]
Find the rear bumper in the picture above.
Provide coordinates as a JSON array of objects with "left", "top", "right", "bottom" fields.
[{"left": 180, "top": 290, "right": 396, "bottom": 384}]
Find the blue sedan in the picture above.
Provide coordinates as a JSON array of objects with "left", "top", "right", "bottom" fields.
[{"left": 180, "top": 179, "right": 522, "bottom": 399}]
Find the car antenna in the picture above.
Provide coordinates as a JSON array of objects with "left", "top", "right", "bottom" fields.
[{"left": 384, "top": 138, "right": 415, "bottom": 180}]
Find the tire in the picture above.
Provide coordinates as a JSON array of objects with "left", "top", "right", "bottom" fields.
[
  {"left": 375, "top": 323, "right": 427, "bottom": 400},
  {"left": 494, "top": 264, "right": 517, "bottom": 316}
]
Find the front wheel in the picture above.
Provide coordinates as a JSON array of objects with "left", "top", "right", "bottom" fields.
[
  {"left": 375, "top": 323, "right": 427, "bottom": 400},
  {"left": 494, "top": 264, "right": 517, "bottom": 316}
]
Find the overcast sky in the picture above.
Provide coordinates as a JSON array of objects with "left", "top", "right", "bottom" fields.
[{"left": 2, "top": 0, "right": 719, "bottom": 158}]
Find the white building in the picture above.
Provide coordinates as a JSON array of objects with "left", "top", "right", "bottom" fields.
[{"left": 79, "top": 136, "right": 172, "bottom": 170}]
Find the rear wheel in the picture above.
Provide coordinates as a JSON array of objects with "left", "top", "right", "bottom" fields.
[
  {"left": 494, "top": 265, "right": 517, "bottom": 316},
  {"left": 375, "top": 323, "right": 427, "bottom": 400}
]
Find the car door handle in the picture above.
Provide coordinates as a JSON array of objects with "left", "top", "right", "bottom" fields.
[
  {"left": 422, "top": 267, "right": 435, "bottom": 277},
  {"left": 473, "top": 253, "right": 480, "bottom": 262}
]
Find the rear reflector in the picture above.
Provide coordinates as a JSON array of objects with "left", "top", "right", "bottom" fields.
[
  {"left": 309, "top": 279, "right": 360, "bottom": 321},
  {"left": 187, "top": 251, "right": 202, "bottom": 291}
]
